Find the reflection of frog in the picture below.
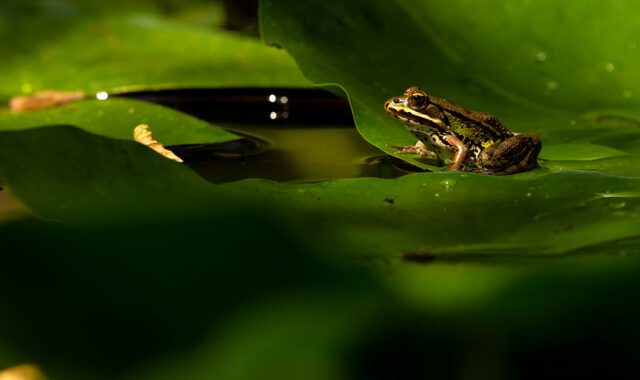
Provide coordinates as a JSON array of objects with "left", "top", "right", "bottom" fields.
[{"left": 384, "top": 87, "right": 541, "bottom": 175}]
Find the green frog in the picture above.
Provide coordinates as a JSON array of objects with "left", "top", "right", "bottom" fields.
[{"left": 384, "top": 86, "right": 541, "bottom": 175}]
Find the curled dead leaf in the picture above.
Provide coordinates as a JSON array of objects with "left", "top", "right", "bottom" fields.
[
  {"left": 133, "top": 124, "right": 184, "bottom": 163},
  {"left": 0, "top": 364, "right": 48, "bottom": 380},
  {"left": 9, "top": 91, "right": 86, "bottom": 112}
]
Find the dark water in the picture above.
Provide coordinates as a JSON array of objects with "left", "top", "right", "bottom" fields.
[{"left": 116, "top": 88, "right": 418, "bottom": 183}]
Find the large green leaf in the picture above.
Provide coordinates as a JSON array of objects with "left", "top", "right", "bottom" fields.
[
  {"left": 0, "top": 98, "right": 239, "bottom": 145},
  {"left": 260, "top": 0, "right": 640, "bottom": 172},
  {"left": 2, "top": 127, "right": 640, "bottom": 378},
  {"left": 0, "top": 0, "right": 308, "bottom": 102},
  {"left": 3, "top": 126, "right": 640, "bottom": 258},
  {"left": 4, "top": 1, "right": 640, "bottom": 378}
]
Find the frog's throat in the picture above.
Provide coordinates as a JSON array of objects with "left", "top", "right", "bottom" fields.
[{"left": 388, "top": 106, "right": 447, "bottom": 129}]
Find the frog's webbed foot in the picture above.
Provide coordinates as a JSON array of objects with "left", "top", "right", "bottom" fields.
[
  {"left": 475, "top": 133, "right": 542, "bottom": 175},
  {"left": 386, "top": 141, "right": 437, "bottom": 159}
]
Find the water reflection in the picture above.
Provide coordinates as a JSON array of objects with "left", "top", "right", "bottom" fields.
[
  {"left": 180, "top": 127, "right": 413, "bottom": 183},
  {"left": 118, "top": 88, "right": 414, "bottom": 183}
]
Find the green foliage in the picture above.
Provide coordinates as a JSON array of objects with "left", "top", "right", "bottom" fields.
[
  {"left": 0, "top": 0, "right": 308, "bottom": 102},
  {"left": 2, "top": 126, "right": 640, "bottom": 378},
  {"left": 261, "top": 0, "right": 640, "bottom": 172},
  {"left": 3, "top": 0, "right": 640, "bottom": 379},
  {"left": 0, "top": 99, "right": 239, "bottom": 145}
]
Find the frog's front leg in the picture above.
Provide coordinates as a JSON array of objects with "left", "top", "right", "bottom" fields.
[
  {"left": 442, "top": 134, "right": 468, "bottom": 171},
  {"left": 386, "top": 141, "right": 437, "bottom": 159}
]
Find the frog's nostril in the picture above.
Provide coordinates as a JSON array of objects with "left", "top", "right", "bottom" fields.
[{"left": 393, "top": 98, "right": 400, "bottom": 103}]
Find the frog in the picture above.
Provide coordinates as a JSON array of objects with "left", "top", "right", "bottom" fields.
[{"left": 384, "top": 86, "right": 541, "bottom": 175}]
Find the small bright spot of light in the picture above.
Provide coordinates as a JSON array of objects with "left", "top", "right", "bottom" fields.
[
  {"left": 280, "top": 96, "right": 289, "bottom": 104},
  {"left": 96, "top": 91, "right": 109, "bottom": 100},
  {"left": 269, "top": 112, "right": 278, "bottom": 120},
  {"left": 21, "top": 83, "right": 32, "bottom": 93},
  {"left": 268, "top": 94, "right": 277, "bottom": 103}
]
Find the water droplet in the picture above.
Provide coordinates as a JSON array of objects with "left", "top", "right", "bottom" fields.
[
  {"left": 570, "top": 120, "right": 576, "bottom": 126},
  {"left": 609, "top": 200, "right": 627, "bottom": 209},
  {"left": 623, "top": 90, "right": 633, "bottom": 99},
  {"left": 592, "top": 191, "right": 640, "bottom": 199},
  {"left": 605, "top": 63, "right": 615, "bottom": 72},
  {"left": 526, "top": 192, "right": 532, "bottom": 197},
  {"left": 536, "top": 52, "right": 547, "bottom": 62},
  {"left": 96, "top": 91, "right": 109, "bottom": 100},
  {"left": 21, "top": 83, "right": 32, "bottom": 93},
  {"left": 533, "top": 212, "right": 550, "bottom": 222},
  {"left": 439, "top": 179, "right": 456, "bottom": 191},
  {"left": 546, "top": 81, "right": 557, "bottom": 90},
  {"left": 434, "top": 193, "right": 440, "bottom": 198}
]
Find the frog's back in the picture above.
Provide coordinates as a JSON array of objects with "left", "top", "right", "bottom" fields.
[
  {"left": 429, "top": 96, "right": 512, "bottom": 161},
  {"left": 431, "top": 95, "right": 512, "bottom": 139}
]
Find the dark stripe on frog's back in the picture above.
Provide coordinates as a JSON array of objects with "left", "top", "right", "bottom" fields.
[
  {"left": 430, "top": 95, "right": 513, "bottom": 139},
  {"left": 444, "top": 110, "right": 502, "bottom": 150}
]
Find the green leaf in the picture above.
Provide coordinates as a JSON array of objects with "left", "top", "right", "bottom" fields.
[
  {"left": 539, "top": 143, "right": 629, "bottom": 161},
  {"left": 3, "top": 127, "right": 640, "bottom": 379},
  {"left": 0, "top": 98, "right": 240, "bottom": 146},
  {"left": 0, "top": 0, "right": 308, "bottom": 102},
  {"left": 4, "top": 1, "right": 640, "bottom": 377},
  {"left": 3, "top": 126, "right": 640, "bottom": 257},
  {"left": 259, "top": 0, "right": 640, "bottom": 171}
]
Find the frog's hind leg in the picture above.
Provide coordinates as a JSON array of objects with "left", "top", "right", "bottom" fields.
[{"left": 474, "top": 134, "right": 541, "bottom": 175}]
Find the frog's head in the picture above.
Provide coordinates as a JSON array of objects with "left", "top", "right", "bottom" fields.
[{"left": 384, "top": 87, "right": 446, "bottom": 129}]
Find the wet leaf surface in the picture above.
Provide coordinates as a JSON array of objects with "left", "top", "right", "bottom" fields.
[
  {"left": 3, "top": 1, "right": 640, "bottom": 378},
  {"left": 260, "top": 0, "right": 640, "bottom": 173},
  {"left": 2, "top": 126, "right": 640, "bottom": 378},
  {"left": 0, "top": 99, "right": 240, "bottom": 146},
  {"left": 0, "top": 0, "right": 308, "bottom": 103}
]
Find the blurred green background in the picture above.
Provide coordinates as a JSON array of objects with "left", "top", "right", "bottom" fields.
[{"left": 2, "top": 1, "right": 640, "bottom": 379}]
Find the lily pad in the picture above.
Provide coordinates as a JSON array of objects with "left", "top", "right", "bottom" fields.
[
  {"left": 0, "top": 0, "right": 308, "bottom": 103},
  {"left": 3, "top": 126, "right": 640, "bottom": 257},
  {"left": 4, "top": 1, "right": 640, "bottom": 378},
  {"left": 0, "top": 98, "right": 240, "bottom": 146},
  {"left": 3, "top": 126, "right": 640, "bottom": 378},
  {"left": 260, "top": 0, "right": 640, "bottom": 171}
]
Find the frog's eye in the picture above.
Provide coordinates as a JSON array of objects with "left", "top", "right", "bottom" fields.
[{"left": 409, "top": 92, "right": 427, "bottom": 107}]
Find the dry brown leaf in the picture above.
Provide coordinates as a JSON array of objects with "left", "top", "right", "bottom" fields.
[
  {"left": 0, "top": 364, "right": 48, "bottom": 380},
  {"left": 133, "top": 124, "right": 184, "bottom": 163},
  {"left": 9, "top": 91, "right": 86, "bottom": 112}
]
